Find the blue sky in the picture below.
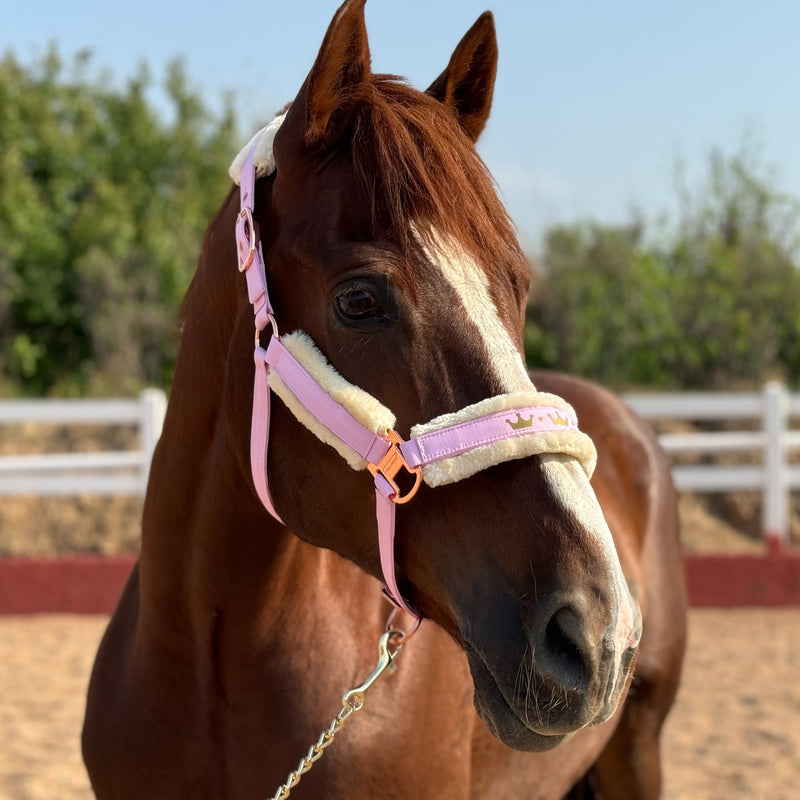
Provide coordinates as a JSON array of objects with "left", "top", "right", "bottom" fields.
[{"left": 3, "top": 0, "right": 799, "bottom": 249}]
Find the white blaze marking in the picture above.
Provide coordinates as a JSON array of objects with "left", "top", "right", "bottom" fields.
[
  {"left": 419, "top": 233, "right": 532, "bottom": 393},
  {"left": 425, "top": 232, "right": 639, "bottom": 655}
]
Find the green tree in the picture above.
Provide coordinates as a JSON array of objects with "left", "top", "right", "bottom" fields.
[
  {"left": 528, "top": 221, "right": 682, "bottom": 388},
  {"left": 0, "top": 48, "right": 236, "bottom": 396},
  {"left": 667, "top": 146, "right": 800, "bottom": 387},
  {"left": 527, "top": 145, "right": 800, "bottom": 390}
]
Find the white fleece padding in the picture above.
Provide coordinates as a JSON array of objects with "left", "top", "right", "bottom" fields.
[
  {"left": 229, "top": 113, "right": 287, "bottom": 185},
  {"left": 410, "top": 390, "right": 597, "bottom": 488},
  {"left": 267, "top": 331, "right": 396, "bottom": 470}
]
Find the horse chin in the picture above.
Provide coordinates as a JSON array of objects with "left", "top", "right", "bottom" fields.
[
  {"left": 466, "top": 646, "right": 573, "bottom": 752},
  {"left": 475, "top": 695, "right": 574, "bottom": 753},
  {"left": 464, "top": 639, "right": 634, "bottom": 753}
]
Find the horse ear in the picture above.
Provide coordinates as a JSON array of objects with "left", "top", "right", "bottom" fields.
[
  {"left": 426, "top": 11, "right": 498, "bottom": 142},
  {"left": 281, "top": 0, "right": 371, "bottom": 150}
]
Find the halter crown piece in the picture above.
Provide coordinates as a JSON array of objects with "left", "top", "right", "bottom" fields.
[{"left": 232, "top": 119, "right": 597, "bottom": 634}]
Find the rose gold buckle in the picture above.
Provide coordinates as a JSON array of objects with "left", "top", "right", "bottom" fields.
[
  {"left": 237, "top": 208, "right": 257, "bottom": 272},
  {"left": 368, "top": 430, "right": 421, "bottom": 504}
]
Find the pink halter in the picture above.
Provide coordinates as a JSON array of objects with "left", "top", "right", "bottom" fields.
[{"left": 235, "top": 145, "right": 592, "bottom": 632}]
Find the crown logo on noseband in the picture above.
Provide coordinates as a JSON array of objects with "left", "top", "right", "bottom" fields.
[{"left": 505, "top": 410, "right": 572, "bottom": 431}]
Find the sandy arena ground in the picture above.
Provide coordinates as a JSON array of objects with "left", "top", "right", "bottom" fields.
[{"left": 0, "top": 610, "right": 798, "bottom": 799}]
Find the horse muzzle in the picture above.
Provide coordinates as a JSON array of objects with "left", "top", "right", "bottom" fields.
[{"left": 465, "top": 590, "right": 642, "bottom": 752}]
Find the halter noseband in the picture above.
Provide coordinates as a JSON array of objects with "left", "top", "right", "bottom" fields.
[{"left": 234, "top": 134, "right": 596, "bottom": 632}]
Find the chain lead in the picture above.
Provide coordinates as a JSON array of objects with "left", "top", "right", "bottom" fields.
[{"left": 269, "top": 630, "right": 404, "bottom": 800}]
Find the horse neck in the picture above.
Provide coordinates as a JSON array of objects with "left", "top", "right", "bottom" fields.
[{"left": 136, "top": 193, "right": 316, "bottom": 646}]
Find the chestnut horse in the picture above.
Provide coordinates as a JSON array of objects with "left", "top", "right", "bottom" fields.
[{"left": 83, "top": 2, "right": 686, "bottom": 798}]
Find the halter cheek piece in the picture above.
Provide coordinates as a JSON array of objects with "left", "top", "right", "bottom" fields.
[{"left": 233, "top": 130, "right": 597, "bottom": 632}]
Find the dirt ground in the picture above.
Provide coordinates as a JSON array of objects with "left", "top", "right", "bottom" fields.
[
  {"left": 1, "top": 425, "right": 799, "bottom": 798},
  {"left": 0, "top": 610, "right": 798, "bottom": 799}
]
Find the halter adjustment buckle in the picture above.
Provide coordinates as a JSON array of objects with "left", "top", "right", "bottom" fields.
[
  {"left": 236, "top": 207, "right": 257, "bottom": 272},
  {"left": 369, "top": 430, "right": 421, "bottom": 504}
]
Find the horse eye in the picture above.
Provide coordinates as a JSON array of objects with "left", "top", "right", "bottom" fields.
[{"left": 336, "top": 287, "right": 383, "bottom": 321}]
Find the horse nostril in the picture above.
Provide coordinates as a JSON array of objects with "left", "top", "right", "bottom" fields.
[{"left": 543, "top": 606, "right": 589, "bottom": 689}]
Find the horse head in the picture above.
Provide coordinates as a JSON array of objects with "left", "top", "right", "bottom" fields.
[{"left": 225, "top": 0, "right": 641, "bottom": 753}]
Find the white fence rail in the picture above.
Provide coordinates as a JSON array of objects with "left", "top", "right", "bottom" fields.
[
  {"left": 624, "top": 381, "right": 800, "bottom": 544},
  {"left": 0, "top": 389, "right": 166, "bottom": 496},
  {"left": 1, "top": 382, "right": 798, "bottom": 542}
]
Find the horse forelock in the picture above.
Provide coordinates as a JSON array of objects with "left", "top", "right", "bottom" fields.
[
  {"left": 225, "top": 77, "right": 527, "bottom": 301},
  {"left": 350, "top": 76, "right": 528, "bottom": 290}
]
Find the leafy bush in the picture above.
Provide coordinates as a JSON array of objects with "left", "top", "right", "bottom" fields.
[
  {"left": 0, "top": 49, "right": 236, "bottom": 395},
  {"left": 527, "top": 147, "right": 800, "bottom": 390}
]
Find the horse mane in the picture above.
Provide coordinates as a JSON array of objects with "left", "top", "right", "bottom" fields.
[{"left": 350, "top": 75, "right": 527, "bottom": 278}]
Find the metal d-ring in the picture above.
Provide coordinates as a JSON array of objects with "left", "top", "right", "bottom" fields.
[
  {"left": 368, "top": 430, "right": 422, "bottom": 504},
  {"left": 254, "top": 314, "right": 280, "bottom": 350}
]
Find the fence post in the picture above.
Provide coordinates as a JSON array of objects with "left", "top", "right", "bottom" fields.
[
  {"left": 139, "top": 389, "right": 167, "bottom": 492},
  {"left": 762, "top": 381, "right": 789, "bottom": 552}
]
